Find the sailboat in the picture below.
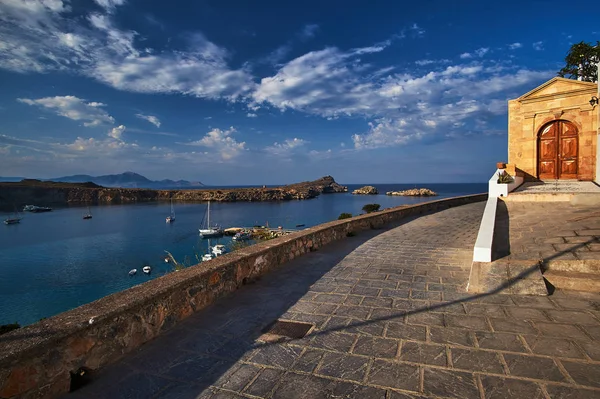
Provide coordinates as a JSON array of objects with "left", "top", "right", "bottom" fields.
[
  {"left": 83, "top": 206, "right": 92, "bottom": 220},
  {"left": 198, "top": 200, "right": 223, "bottom": 238},
  {"left": 166, "top": 199, "right": 175, "bottom": 223},
  {"left": 4, "top": 206, "right": 22, "bottom": 225}
]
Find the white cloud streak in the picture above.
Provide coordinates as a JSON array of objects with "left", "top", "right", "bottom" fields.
[
  {"left": 185, "top": 127, "right": 246, "bottom": 160},
  {"left": 135, "top": 113, "right": 161, "bottom": 127},
  {"left": 17, "top": 95, "right": 115, "bottom": 127}
]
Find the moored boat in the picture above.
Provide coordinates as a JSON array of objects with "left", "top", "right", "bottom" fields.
[
  {"left": 142, "top": 266, "right": 151, "bottom": 274},
  {"left": 199, "top": 201, "right": 223, "bottom": 238},
  {"left": 166, "top": 199, "right": 175, "bottom": 223},
  {"left": 211, "top": 244, "right": 226, "bottom": 256},
  {"left": 232, "top": 231, "right": 251, "bottom": 241},
  {"left": 128, "top": 269, "right": 137, "bottom": 276},
  {"left": 23, "top": 205, "right": 52, "bottom": 213}
]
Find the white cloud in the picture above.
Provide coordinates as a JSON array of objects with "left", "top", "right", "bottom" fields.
[
  {"left": 135, "top": 113, "right": 161, "bottom": 127},
  {"left": 17, "top": 95, "right": 115, "bottom": 126},
  {"left": 94, "top": 0, "right": 126, "bottom": 12},
  {"left": 0, "top": 2, "right": 254, "bottom": 100},
  {"left": 264, "top": 137, "right": 308, "bottom": 155},
  {"left": 252, "top": 43, "right": 550, "bottom": 150},
  {"left": 186, "top": 127, "right": 246, "bottom": 160},
  {"left": 459, "top": 52, "right": 472, "bottom": 59},
  {"left": 246, "top": 113, "right": 257, "bottom": 118},
  {"left": 508, "top": 42, "right": 522, "bottom": 50},
  {"left": 475, "top": 47, "right": 489, "bottom": 57},
  {"left": 108, "top": 124, "right": 125, "bottom": 140},
  {"left": 533, "top": 41, "right": 544, "bottom": 51}
]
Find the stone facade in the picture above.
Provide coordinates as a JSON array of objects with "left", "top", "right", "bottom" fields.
[{"left": 508, "top": 77, "right": 598, "bottom": 181}]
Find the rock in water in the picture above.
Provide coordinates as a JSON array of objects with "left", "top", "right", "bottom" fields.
[
  {"left": 386, "top": 188, "right": 437, "bottom": 196},
  {"left": 352, "top": 186, "right": 378, "bottom": 195}
]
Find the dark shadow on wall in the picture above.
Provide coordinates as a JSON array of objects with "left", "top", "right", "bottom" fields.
[{"left": 492, "top": 199, "right": 510, "bottom": 261}]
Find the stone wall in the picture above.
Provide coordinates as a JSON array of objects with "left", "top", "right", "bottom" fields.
[
  {"left": 0, "top": 194, "right": 486, "bottom": 399},
  {"left": 508, "top": 77, "right": 598, "bottom": 181}
]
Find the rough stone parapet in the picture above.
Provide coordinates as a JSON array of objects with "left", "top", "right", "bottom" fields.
[{"left": 0, "top": 193, "right": 485, "bottom": 399}]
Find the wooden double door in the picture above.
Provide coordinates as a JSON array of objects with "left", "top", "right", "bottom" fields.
[{"left": 538, "top": 120, "right": 578, "bottom": 180}]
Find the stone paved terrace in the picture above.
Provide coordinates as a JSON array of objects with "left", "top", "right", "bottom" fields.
[
  {"left": 65, "top": 202, "right": 600, "bottom": 399},
  {"left": 498, "top": 201, "right": 600, "bottom": 262}
]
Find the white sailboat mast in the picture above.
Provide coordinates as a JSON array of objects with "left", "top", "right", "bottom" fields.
[{"left": 207, "top": 201, "right": 210, "bottom": 227}]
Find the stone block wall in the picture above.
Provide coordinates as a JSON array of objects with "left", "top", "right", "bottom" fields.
[
  {"left": 508, "top": 77, "right": 598, "bottom": 181},
  {"left": 0, "top": 194, "right": 486, "bottom": 399}
]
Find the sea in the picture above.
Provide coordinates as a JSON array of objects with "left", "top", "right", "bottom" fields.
[{"left": 0, "top": 183, "right": 486, "bottom": 326}]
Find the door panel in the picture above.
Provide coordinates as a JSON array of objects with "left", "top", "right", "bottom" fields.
[{"left": 537, "top": 121, "right": 578, "bottom": 180}]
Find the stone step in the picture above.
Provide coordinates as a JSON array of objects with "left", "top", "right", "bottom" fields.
[
  {"left": 543, "top": 259, "right": 600, "bottom": 274},
  {"left": 543, "top": 270, "right": 600, "bottom": 292}
]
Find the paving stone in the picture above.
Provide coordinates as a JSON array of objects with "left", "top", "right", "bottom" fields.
[
  {"left": 511, "top": 295, "right": 558, "bottom": 309},
  {"left": 503, "top": 354, "right": 567, "bottom": 382},
  {"left": 96, "top": 372, "right": 173, "bottom": 399},
  {"left": 154, "top": 383, "right": 212, "bottom": 399},
  {"left": 464, "top": 303, "right": 507, "bottom": 318},
  {"left": 351, "top": 286, "right": 381, "bottom": 296},
  {"left": 578, "top": 341, "right": 600, "bottom": 361},
  {"left": 450, "top": 348, "right": 505, "bottom": 373},
  {"left": 164, "top": 355, "right": 226, "bottom": 383},
  {"left": 475, "top": 331, "right": 528, "bottom": 352},
  {"left": 361, "top": 296, "right": 394, "bottom": 308},
  {"left": 489, "top": 318, "right": 538, "bottom": 335},
  {"left": 346, "top": 320, "right": 386, "bottom": 336},
  {"left": 313, "top": 303, "right": 339, "bottom": 315},
  {"left": 291, "top": 313, "right": 329, "bottom": 328},
  {"left": 479, "top": 375, "right": 545, "bottom": 399},
  {"left": 545, "top": 309, "right": 600, "bottom": 325},
  {"left": 380, "top": 289, "right": 411, "bottom": 299},
  {"left": 545, "top": 384, "right": 600, "bottom": 399},
  {"left": 335, "top": 305, "right": 371, "bottom": 319},
  {"left": 506, "top": 307, "right": 551, "bottom": 321},
  {"left": 324, "top": 316, "right": 352, "bottom": 330},
  {"left": 242, "top": 367, "right": 283, "bottom": 397},
  {"left": 445, "top": 314, "right": 490, "bottom": 331},
  {"left": 523, "top": 336, "right": 586, "bottom": 359},
  {"left": 310, "top": 331, "right": 356, "bottom": 352},
  {"left": 428, "top": 327, "right": 475, "bottom": 347},
  {"left": 248, "top": 344, "right": 303, "bottom": 368},
  {"left": 315, "top": 352, "right": 370, "bottom": 382},
  {"left": 366, "top": 359, "right": 420, "bottom": 391},
  {"left": 314, "top": 293, "right": 347, "bottom": 304},
  {"left": 370, "top": 308, "right": 407, "bottom": 322},
  {"left": 407, "top": 312, "right": 445, "bottom": 327},
  {"left": 291, "top": 348, "right": 326, "bottom": 373},
  {"left": 400, "top": 341, "right": 447, "bottom": 366},
  {"left": 386, "top": 322, "right": 427, "bottom": 341},
  {"left": 343, "top": 295, "right": 364, "bottom": 305},
  {"left": 561, "top": 361, "right": 600, "bottom": 388},
  {"left": 272, "top": 372, "right": 386, "bottom": 399},
  {"left": 534, "top": 322, "right": 591, "bottom": 341},
  {"left": 214, "top": 363, "right": 262, "bottom": 392},
  {"left": 582, "top": 325, "right": 600, "bottom": 340},
  {"left": 352, "top": 336, "right": 399, "bottom": 358},
  {"left": 423, "top": 368, "right": 479, "bottom": 399}
]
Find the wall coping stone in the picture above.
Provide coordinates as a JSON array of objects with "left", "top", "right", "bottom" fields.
[{"left": 0, "top": 193, "right": 486, "bottom": 399}]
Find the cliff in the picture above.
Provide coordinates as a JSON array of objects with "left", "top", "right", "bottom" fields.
[{"left": 0, "top": 176, "right": 348, "bottom": 208}]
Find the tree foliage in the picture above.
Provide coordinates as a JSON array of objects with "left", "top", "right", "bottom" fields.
[
  {"left": 362, "top": 204, "right": 381, "bottom": 213},
  {"left": 338, "top": 212, "right": 352, "bottom": 220},
  {"left": 558, "top": 41, "right": 599, "bottom": 82}
]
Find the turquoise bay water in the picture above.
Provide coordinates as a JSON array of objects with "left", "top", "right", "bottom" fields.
[{"left": 0, "top": 183, "right": 485, "bottom": 326}]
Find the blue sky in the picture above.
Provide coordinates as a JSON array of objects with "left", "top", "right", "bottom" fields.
[{"left": 0, "top": 0, "right": 596, "bottom": 185}]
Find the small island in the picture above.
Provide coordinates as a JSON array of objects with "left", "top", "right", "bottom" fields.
[
  {"left": 352, "top": 186, "right": 378, "bottom": 195},
  {"left": 386, "top": 188, "right": 437, "bottom": 196}
]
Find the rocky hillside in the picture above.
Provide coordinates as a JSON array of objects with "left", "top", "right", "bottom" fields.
[{"left": 0, "top": 176, "right": 348, "bottom": 208}]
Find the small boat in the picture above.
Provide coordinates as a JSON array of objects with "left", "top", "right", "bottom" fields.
[
  {"left": 83, "top": 206, "right": 92, "bottom": 220},
  {"left": 142, "top": 266, "right": 151, "bottom": 274},
  {"left": 295, "top": 224, "right": 306, "bottom": 228},
  {"left": 166, "top": 199, "right": 175, "bottom": 223},
  {"left": 199, "top": 201, "right": 223, "bottom": 238},
  {"left": 23, "top": 205, "right": 52, "bottom": 213},
  {"left": 211, "top": 244, "right": 226, "bottom": 256},
  {"left": 232, "top": 231, "right": 251, "bottom": 241},
  {"left": 202, "top": 253, "right": 213, "bottom": 262},
  {"left": 164, "top": 256, "right": 170, "bottom": 263},
  {"left": 128, "top": 269, "right": 137, "bottom": 276},
  {"left": 4, "top": 206, "right": 22, "bottom": 225}
]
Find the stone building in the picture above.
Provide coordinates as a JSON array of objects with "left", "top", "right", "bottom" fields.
[{"left": 508, "top": 77, "right": 599, "bottom": 182}]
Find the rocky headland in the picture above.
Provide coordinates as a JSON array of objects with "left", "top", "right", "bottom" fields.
[
  {"left": 386, "top": 188, "right": 438, "bottom": 196},
  {"left": 0, "top": 176, "right": 348, "bottom": 208},
  {"left": 352, "top": 186, "right": 378, "bottom": 195}
]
